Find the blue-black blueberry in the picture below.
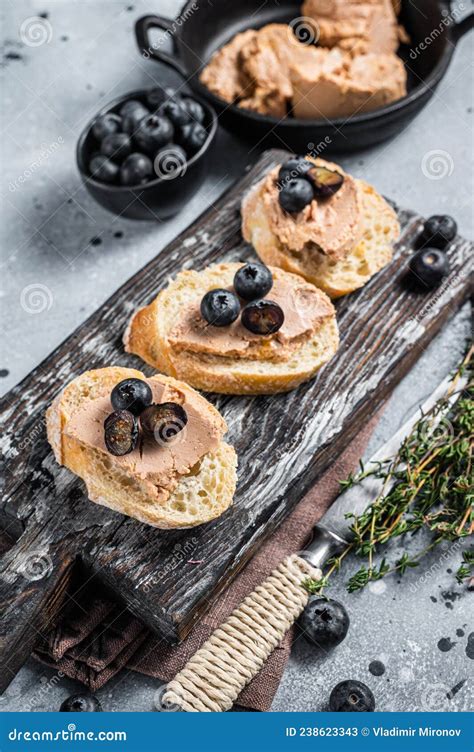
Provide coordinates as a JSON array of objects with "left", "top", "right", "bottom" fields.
[
  {"left": 60, "top": 694, "right": 103, "bottom": 712},
  {"left": 104, "top": 410, "right": 139, "bottom": 456},
  {"left": 408, "top": 248, "right": 450, "bottom": 289},
  {"left": 89, "top": 154, "right": 119, "bottom": 183},
  {"left": 134, "top": 114, "right": 174, "bottom": 154},
  {"left": 233, "top": 262, "right": 273, "bottom": 301},
  {"left": 92, "top": 113, "right": 122, "bottom": 141},
  {"left": 298, "top": 597, "right": 350, "bottom": 648},
  {"left": 420, "top": 215, "right": 457, "bottom": 250},
  {"left": 100, "top": 132, "right": 132, "bottom": 162},
  {"left": 241, "top": 299, "right": 284, "bottom": 335},
  {"left": 120, "top": 153, "right": 153, "bottom": 185},
  {"left": 111, "top": 378, "right": 153, "bottom": 415},
  {"left": 329, "top": 681, "right": 375, "bottom": 712},
  {"left": 200, "top": 289, "right": 240, "bottom": 327},
  {"left": 278, "top": 178, "right": 314, "bottom": 213}
]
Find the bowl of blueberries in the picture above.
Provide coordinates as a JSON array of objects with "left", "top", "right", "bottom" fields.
[{"left": 76, "top": 86, "right": 217, "bottom": 220}]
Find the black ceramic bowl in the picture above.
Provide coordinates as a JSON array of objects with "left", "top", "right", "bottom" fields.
[
  {"left": 136, "top": 0, "right": 473, "bottom": 153},
  {"left": 76, "top": 89, "right": 217, "bottom": 220}
]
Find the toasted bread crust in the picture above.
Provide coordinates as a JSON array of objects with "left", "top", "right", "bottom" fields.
[
  {"left": 124, "top": 264, "right": 339, "bottom": 395},
  {"left": 242, "top": 178, "right": 399, "bottom": 298},
  {"left": 46, "top": 367, "right": 237, "bottom": 529}
]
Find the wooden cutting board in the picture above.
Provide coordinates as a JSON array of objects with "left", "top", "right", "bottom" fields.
[{"left": 0, "top": 149, "right": 471, "bottom": 692}]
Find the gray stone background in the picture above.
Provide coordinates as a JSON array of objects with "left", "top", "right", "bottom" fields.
[{"left": 0, "top": 0, "right": 472, "bottom": 713}]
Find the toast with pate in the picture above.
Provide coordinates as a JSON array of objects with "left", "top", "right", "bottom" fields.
[
  {"left": 124, "top": 263, "right": 339, "bottom": 395},
  {"left": 46, "top": 367, "right": 237, "bottom": 529},
  {"left": 241, "top": 157, "right": 399, "bottom": 298}
]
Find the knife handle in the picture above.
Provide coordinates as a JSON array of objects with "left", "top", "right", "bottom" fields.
[
  {"left": 299, "top": 524, "right": 348, "bottom": 568},
  {"left": 162, "top": 554, "right": 320, "bottom": 712}
]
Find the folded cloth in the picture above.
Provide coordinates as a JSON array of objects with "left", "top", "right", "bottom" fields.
[{"left": 31, "top": 416, "right": 379, "bottom": 711}]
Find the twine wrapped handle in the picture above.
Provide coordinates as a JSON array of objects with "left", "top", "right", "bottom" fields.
[{"left": 162, "top": 554, "right": 321, "bottom": 712}]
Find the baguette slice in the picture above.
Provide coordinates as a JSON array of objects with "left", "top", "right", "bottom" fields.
[
  {"left": 124, "top": 263, "right": 339, "bottom": 395},
  {"left": 46, "top": 367, "right": 237, "bottom": 529},
  {"left": 242, "top": 177, "right": 399, "bottom": 298}
]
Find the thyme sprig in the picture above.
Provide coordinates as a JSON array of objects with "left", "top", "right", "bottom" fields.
[{"left": 304, "top": 346, "right": 473, "bottom": 596}]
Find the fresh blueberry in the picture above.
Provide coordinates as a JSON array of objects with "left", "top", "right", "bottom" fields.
[
  {"left": 420, "top": 215, "right": 457, "bottom": 250},
  {"left": 89, "top": 154, "right": 119, "bottom": 183},
  {"left": 279, "top": 178, "right": 314, "bottom": 213},
  {"left": 111, "top": 378, "right": 153, "bottom": 415},
  {"left": 278, "top": 157, "right": 313, "bottom": 186},
  {"left": 183, "top": 97, "right": 206, "bottom": 123},
  {"left": 200, "top": 289, "right": 240, "bottom": 327},
  {"left": 140, "top": 403, "right": 188, "bottom": 443},
  {"left": 60, "top": 694, "right": 103, "bottom": 712},
  {"left": 177, "top": 122, "right": 207, "bottom": 153},
  {"left": 122, "top": 105, "right": 150, "bottom": 135},
  {"left": 146, "top": 86, "right": 176, "bottom": 110},
  {"left": 298, "top": 597, "right": 350, "bottom": 648},
  {"left": 120, "top": 153, "right": 153, "bottom": 186},
  {"left": 134, "top": 114, "right": 174, "bottom": 154},
  {"left": 104, "top": 410, "right": 139, "bottom": 456},
  {"left": 100, "top": 133, "right": 132, "bottom": 162},
  {"left": 307, "top": 165, "right": 344, "bottom": 198},
  {"left": 241, "top": 299, "right": 284, "bottom": 335},
  {"left": 119, "top": 99, "right": 147, "bottom": 118},
  {"left": 233, "top": 263, "right": 273, "bottom": 301},
  {"left": 92, "top": 113, "right": 122, "bottom": 141},
  {"left": 408, "top": 248, "right": 450, "bottom": 289},
  {"left": 329, "top": 680, "right": 375, "bottom": 712},
  {"left": 163, "top": 98, "right": 192, "bottom": 127}
]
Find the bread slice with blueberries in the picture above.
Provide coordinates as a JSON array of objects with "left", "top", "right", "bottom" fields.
[
  {"left": 46, "top": 367, "right": 237, "bottom": 529},
  {"left": 124, "top": 262, "right": 339, "bottom": 395},
  {"left": 241, "top": 156, "right": 399, "bottom": 299}
]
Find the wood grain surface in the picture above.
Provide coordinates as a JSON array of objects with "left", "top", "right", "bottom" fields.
[{"left": 0, "top": 149, "right": 471, "bottom": 692}]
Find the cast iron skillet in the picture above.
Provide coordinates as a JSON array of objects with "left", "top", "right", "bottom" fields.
[{"left": 136, "top": 0, "right": 473, "bottom": 152}]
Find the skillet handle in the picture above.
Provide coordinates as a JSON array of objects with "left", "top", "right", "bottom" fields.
[
  {"left": 135, "top": 15, "right": 188, "bottom": 77},
  {"left": 452, "top": 12, "right": 474, "bottom": 43}
]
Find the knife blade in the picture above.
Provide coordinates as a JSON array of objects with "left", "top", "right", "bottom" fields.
[{"left": 300, "top": 372, "right": 466, "bottom": 569}]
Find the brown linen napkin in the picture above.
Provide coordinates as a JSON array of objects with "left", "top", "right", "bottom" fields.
[{"left": 31, "top": 415, "right": 379, "bottom": 711}]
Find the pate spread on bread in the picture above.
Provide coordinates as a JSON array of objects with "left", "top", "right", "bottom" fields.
[
  {"left": 241, "top": 157, "right": 399, "bottom": 298},
  {"left": 46, "top": 367, "right": 237, "bottom": 529},
  {"left": 124, "top": 263, "right": 339, "bottom": 395}
]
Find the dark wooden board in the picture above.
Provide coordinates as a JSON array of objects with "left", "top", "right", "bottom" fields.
[{"left": 0, "top": 149, "right": 471, "bottom": 692}]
